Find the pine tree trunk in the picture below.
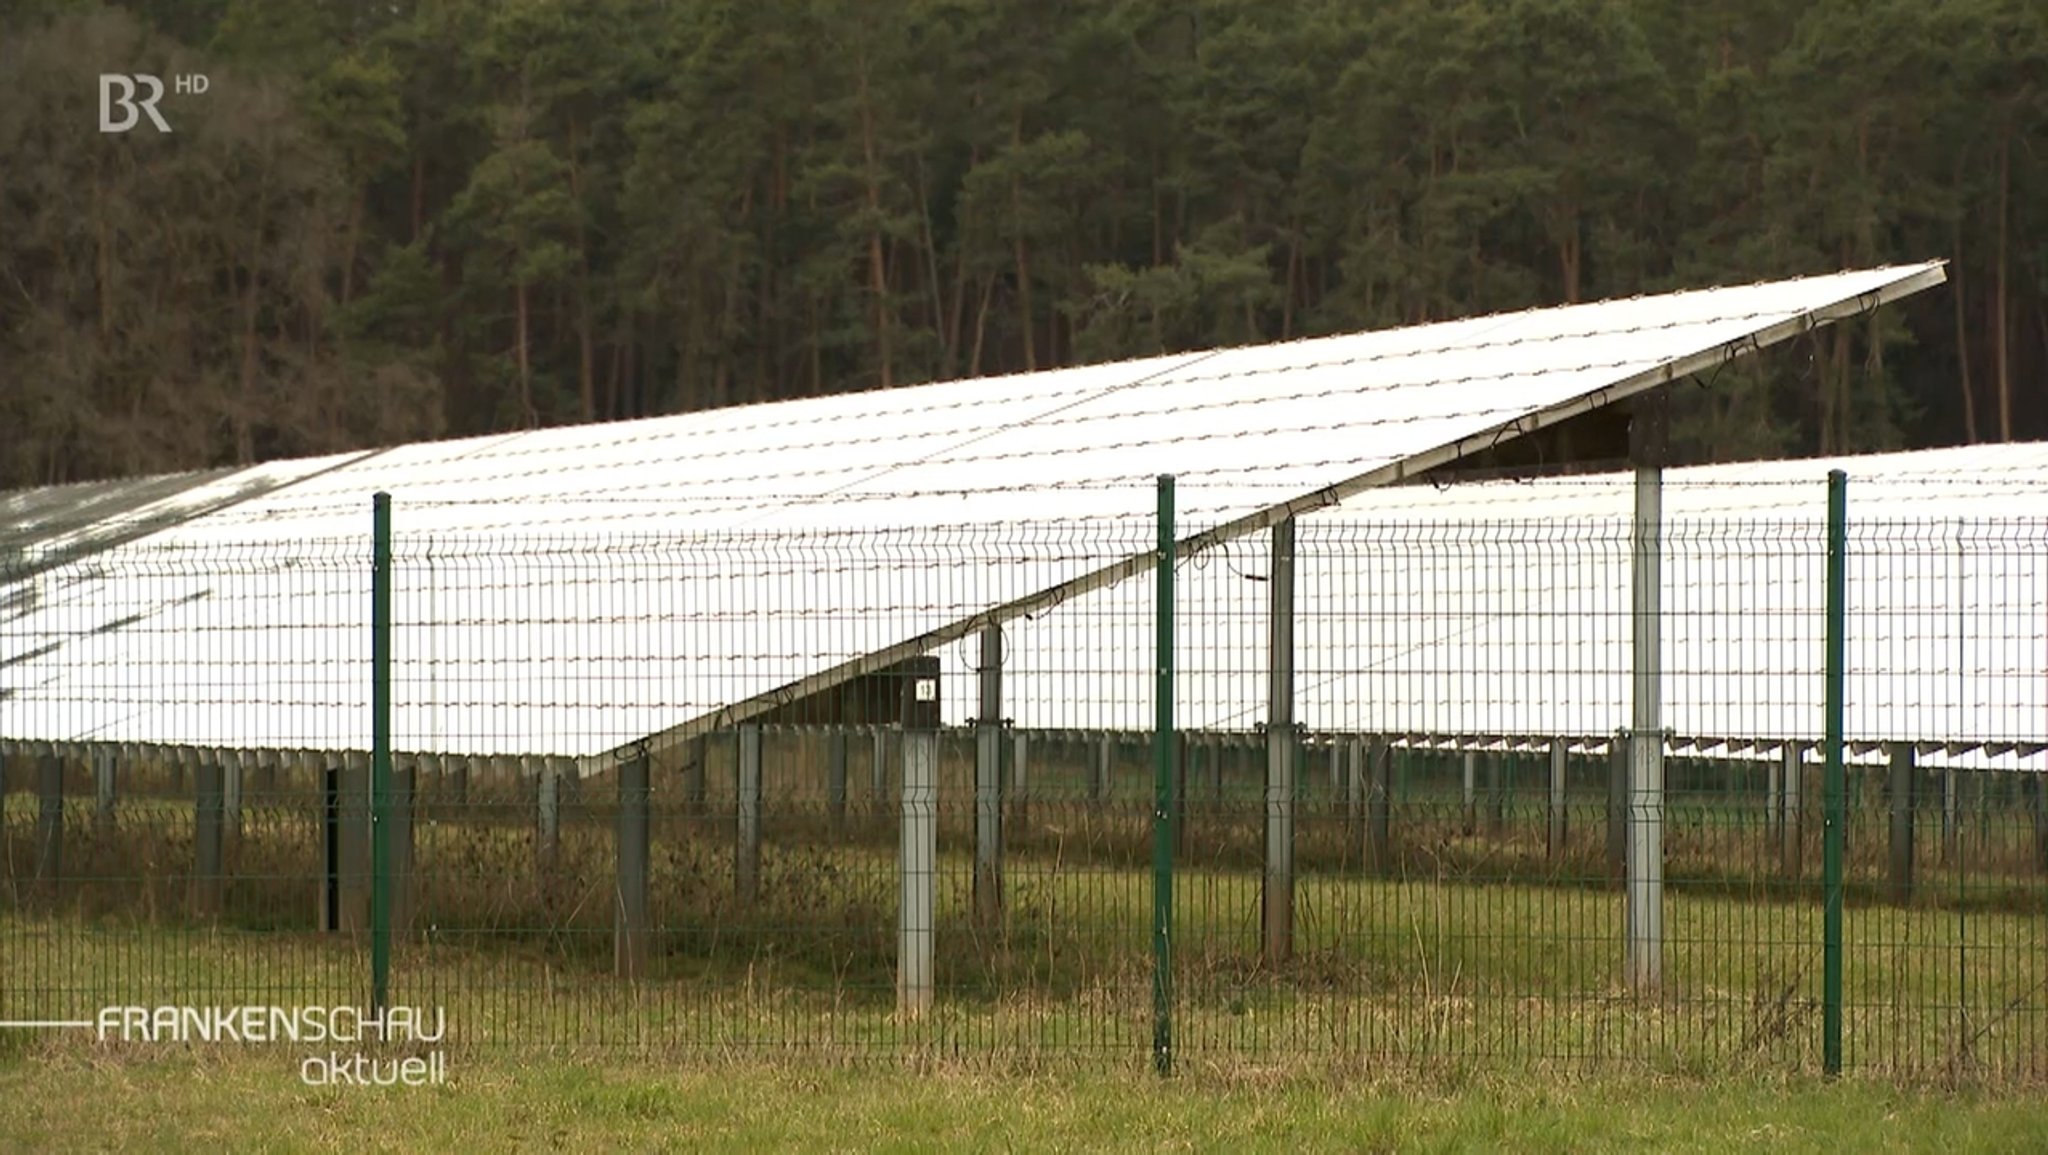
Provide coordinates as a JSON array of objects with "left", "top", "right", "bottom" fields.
[
  {"left": 577, "top": 308, "right": 596, "bottom": 422},
  {"left": 969, "top": 271, "right": 995, "bottom": 378},
  {"left": 1282, "top": 232, "right": 1300, "bottom": 340},
  {"left": 1952, "top": 235, "right": 1977, "bottom": 443},
  {"left": 94, "top": 171, "right": 111, "bottom": 340},
  {"left": 342, "top": 187, "right": 365, "bottom": 307},
  {"left": 237, "top": 163, "right": 273, "bottom": 466},
  {"left": 684, "top": 313, "right": 700, "bottom": 417},
  {"left": 915, "top": 151, "right": 946, "bottom": 369},
  {"left": 603, "top": 337, "right": 621, "bottom": 422},
  {"left": 1012, "top": 112, "right": 1035, "bottom": 372},
  {"left": 944, "top": 145, "right": 980, "bottom": 381},
  {"left": 1152, "top": 156, "right": 1165, "bottom": 268},
  {"left": 1558, "top": 223, "right": 1581, "bottom": 305},
  {"left": 1015, "top": 231, "right": 1035, "bottom": 372},
  {"left": 858, "top": 47, "right": 893, "bottom": 390},
  {"left": 722, "top": 186, "right": 752, "bottom": 406},
  {"left": 567, "top": 123, "right": 596, "bottom": 423},
  {"left": 411, "top": 149, "right": 426, "bottom": 244},
  {"left": 809, "top": 292, "right": 823, "bottom": 395},
  {"left": 516, "top": 281, "right": 535, "bottom": 428},
  {"left": 1995, "top": 133, "right": 2012, "bottom": 443},
  {"left": 238, "top": 273, "right": 259, "bottom": 464},
  {"left": 765, "top": 133, "right": 786, "bottom": 397}
]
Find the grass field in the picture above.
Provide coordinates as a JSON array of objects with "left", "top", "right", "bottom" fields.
[
  {"left": 5, "top": 749, "right": 2048, "bottom": 1147},
  {"left": 5, "top": 887, "right": 2045, "bottom": 1149},
  {"left": 4, "top": 849, "right": 2043, "bottom": 1083},
  {"left": 3, "top": 1043, "right": 2047, "bottom": 1151}
]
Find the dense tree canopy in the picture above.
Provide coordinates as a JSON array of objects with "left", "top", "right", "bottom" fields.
[{"left": 3, "top": 0, "right": 2044, "bottom": 488}]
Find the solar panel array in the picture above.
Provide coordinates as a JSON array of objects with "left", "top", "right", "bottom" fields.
[
  {"left": 126, "top": 262, "right": 1941, "bottom": 539},
  {"left": 1027, "top": 443, "right": 2048, "bottom": 770},
  {"left": 0, "top": 263, "right": 1975, "bottom": 762}
]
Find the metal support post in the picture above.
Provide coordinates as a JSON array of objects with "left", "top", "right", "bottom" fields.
[
  {"left": 1889, "top": 742, "right": 1915, "bottom": 904},
  {"left": 975, "top": 626, "right": 1004, "bottom": 932},
  {"left": 828, "top": 728, "right": 849, "bottom": 836},
  {"left": 737, "top": 724, "right": 762, "bottom": 901},
  {"left": 1782, "top": 742, "right": 1803, "bottom": 879},
  {"left": 1823, "top": 469, "right": 1849, "bottom": 1077},
  {"left": 1151, "top": 474, "right": 1176, "bottom": 1075},
  {"left": 195, "top": 747, "right": 224, "bottom": 918},
  {"left": 1548, "top": 738, "right": 1568, "bottom": 860},
  {"left": 899, "top": 668, "right": 941, "bottom": 1016},
  {"left": 1263, "top": 518, "right": 1297, "bottom": 967},
  {"left": 616, "top": 752, "right": 650, "bottom": 979},
  {"left": 1626, "top": 462, "right": 1665, "bottom": 992}
]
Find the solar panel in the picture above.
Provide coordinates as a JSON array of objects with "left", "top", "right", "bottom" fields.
[
  {"left": 0, "top": 263, "right": 1960, "bottom": 761},
  {"left": 1019, "top": 442, "right": 2048, "bottom": 771}
]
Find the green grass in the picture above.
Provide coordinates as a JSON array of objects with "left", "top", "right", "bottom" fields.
[
  {"left": 4, "top": 752, "right": 2045, "bottom": 1085},
  {"left": 4, "top": 810, "right": 2046, "bottom": 1148},
  {"left": 1, "top": 1044, "right": 2046, "bottom": 1152},
  {"left": 4, "top": 855, "right": 2043, "bottom": 1084}
]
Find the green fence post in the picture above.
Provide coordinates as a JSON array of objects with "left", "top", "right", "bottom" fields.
[
  {"left": 371, "top": 491, "right": 394, "bottom": 1015},
  {"left": 1823, "top": 470, "right": 1847, "bottom": 1077},
  {"left": 1152, "top": 474, "right": 1176, "bottom": 1077}
]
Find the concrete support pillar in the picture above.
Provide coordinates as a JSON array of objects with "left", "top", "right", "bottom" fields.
[
  {"left": 126, "top": 743, "right": 146, "bottom": 811},
  {"left": 1608, "top": 736, "right": 1629, "bottom": 883},
  {"left": 684, "top": 734, "right": 708, "bottom": 818},
  {"left": 558, "top": 754, "right": 582, "bottom": 810},
  {"left": 1488, "top": 750, "right": 1506, "bottom": 836},
  {"left": 1364, "top": 736, "right": 1392, "bottom": 874},
  {"left": 391, "top": 754, "right": 417, "bottom": 936},
  {"left": 1462, "top": 751, "right": 1478, "bottom": 837},
  {"left": 1263, "top": 518, "right": 1297, "bottom": 968},
  {"left": 737, "top": 724, "right": 762, "bottom": 901},
  {"left": 1972, "top": 770, "right": 1989, "bottom": 856},
  {"left": 286, "top": 749, "right": 309, "bottom": 800},
  {"left": 1766, "top": 754, "right": 1782, "bottom": 845},
  {"left": 1626, "top": 461, "right": 1666, "bottom": 992},
  {"left": 530, "top": 755, "right": 560, "bottom": 877},
  {"left": 1011, "top": 732, "right": 1030, "bottom": 830},
  {"left": 408, "top": 751, "right": 432, "bottom": 816},
  {"left": 1344, "top": 736, "right": 1365, "bottom": 850},
  {"left": 221, "top": 748, "right": 243, "bottom": 844},
  {"left": 36, "top": 742, "right": 63, "bottom": 893},
  {"left": 94, "top": 744, "right": 117, "bottom": 835},
  {"left": 616, "top": 752, "right": 651, "bottom": 980},
  {"left": 318, "top": 756, "right": 338, "bottom": 931},
  {"left": 334, "top": 750, "right": 371, "bottom": 934},
  {"left": 827, "top": 728, "right": 849, "bottom": 836},
  {"left": 1781, "top": 743, "right": 1803, "bottom": 879},
  {"left": 974, "top": 626, "right": 1004, "bottom": 932},
  {"left": 194, "top": 747, "right": 225, "bottom": 918},
  {"left": 1889, "top": 742, "right": 1916, "bottom": 904},
  {"left": 448, "top": 753, "right": 470, "bottom": 810},
  {"left": 871, "top": 728, "right": 890, "bottom": 811},
  {"left": 899, "top": 668, "right": 941, "bottom": 1016},
  {"left": 1940, "top": 767, "right": 1958, "bottom": 866},
  {"left": 1548, "top": 739, "right": 1568, "bottom": 860},
  {"left": 1094, "top": 734, "right": 1111, "bottom": 804}
]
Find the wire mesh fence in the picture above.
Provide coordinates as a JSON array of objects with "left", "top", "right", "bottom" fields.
[{"left": 2, "top": 480, "right": 2044, "bottom": 1083}]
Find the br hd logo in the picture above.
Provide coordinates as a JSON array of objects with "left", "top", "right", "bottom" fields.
[{"left": 99, "top": 73, "right": 208, "bottom": 133}]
